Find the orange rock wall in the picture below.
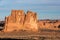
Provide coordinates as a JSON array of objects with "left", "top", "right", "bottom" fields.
[
  {"left": 4, "top": 10, "right": 60, "bottom": 32},
  {"left": 4, "top": 10, "right": 38, "bottom": 32},
  {"left": 4, "top": 10, "right": 25, "bottom": 32},
  {"left": 24, "top": 11, "right": 38, "bottom": 32},
  {"left": 38, "top": 20, "right": 60, "bottom": 30}
]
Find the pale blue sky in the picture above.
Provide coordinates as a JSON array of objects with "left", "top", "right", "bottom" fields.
[{"left": 0, "top": 0, "right": 60, "bottom": 20}]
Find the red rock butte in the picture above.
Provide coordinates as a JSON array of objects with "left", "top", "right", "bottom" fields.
[
  {"left": 3, "top": 10, "right": 38, "bottom": 32},
  {"left": 3, "top": 10, "right": 60, "bottom": 32}
]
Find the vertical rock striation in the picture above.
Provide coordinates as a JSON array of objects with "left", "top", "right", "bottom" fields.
[
  {"left": 24, "top": 11, "right": 38, "bottom": 32},
  {"left": 4, "top": 10, "right": 25, "bottom": 32},
  {"left": 4, "top": 10, "right": 38, "bottom": 32}
]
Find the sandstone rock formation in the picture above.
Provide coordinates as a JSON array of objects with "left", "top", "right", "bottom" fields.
[
  {"left": 24, "top": 11, "right": 38, "bottom": 32},
  {"left": 4, "top": 10, "right": 25, "bottom": 32},
  {"left": 3, "top": 10, "right": 60, "bottom": 32},
  {"left": 38, "top": 20, "right": 60, "bottom": 30},
  {"left": 4, "top": 10, "right": 38, "bottom": 32}
]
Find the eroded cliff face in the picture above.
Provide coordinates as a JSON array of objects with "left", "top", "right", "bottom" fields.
[
  {"left": 38, "top": 20, "right": 60, "bottom": 30},
  {"left": 24, "top": 11, "right": 38, "bottom": 32},
  {"left": 3, "top": 10, "right": 60, "bottom": 32},
  {"left": 4, "top": 10, "right": 38, "bottom": 32},
  {"left": 4, "top": 10, "right": 25, "bottom": 32}
]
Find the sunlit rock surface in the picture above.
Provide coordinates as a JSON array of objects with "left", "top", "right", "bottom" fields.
[
  {"left": 3, "top": 10, "right": 60, "bottom": 32},
  {"left": 4, "top": 10, "right": 25, "bottom": 32},
  {"left": 24, "top": 11, "right": 38, "bottom": 32},
  {"left": 38, "top": 20, "right": 60, "bottom": 30},
  {"left": 4, "top": 10, "right": 38, "bottom": 32}
]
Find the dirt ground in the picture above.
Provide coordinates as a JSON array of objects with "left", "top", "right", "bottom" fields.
[{"left": 0, "top": 29, "right": 60, "bottom": 40}]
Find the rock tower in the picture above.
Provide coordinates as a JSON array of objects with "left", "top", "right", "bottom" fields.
[{"left": 4, "top": 10, "right": 38, "bottom": 32}]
